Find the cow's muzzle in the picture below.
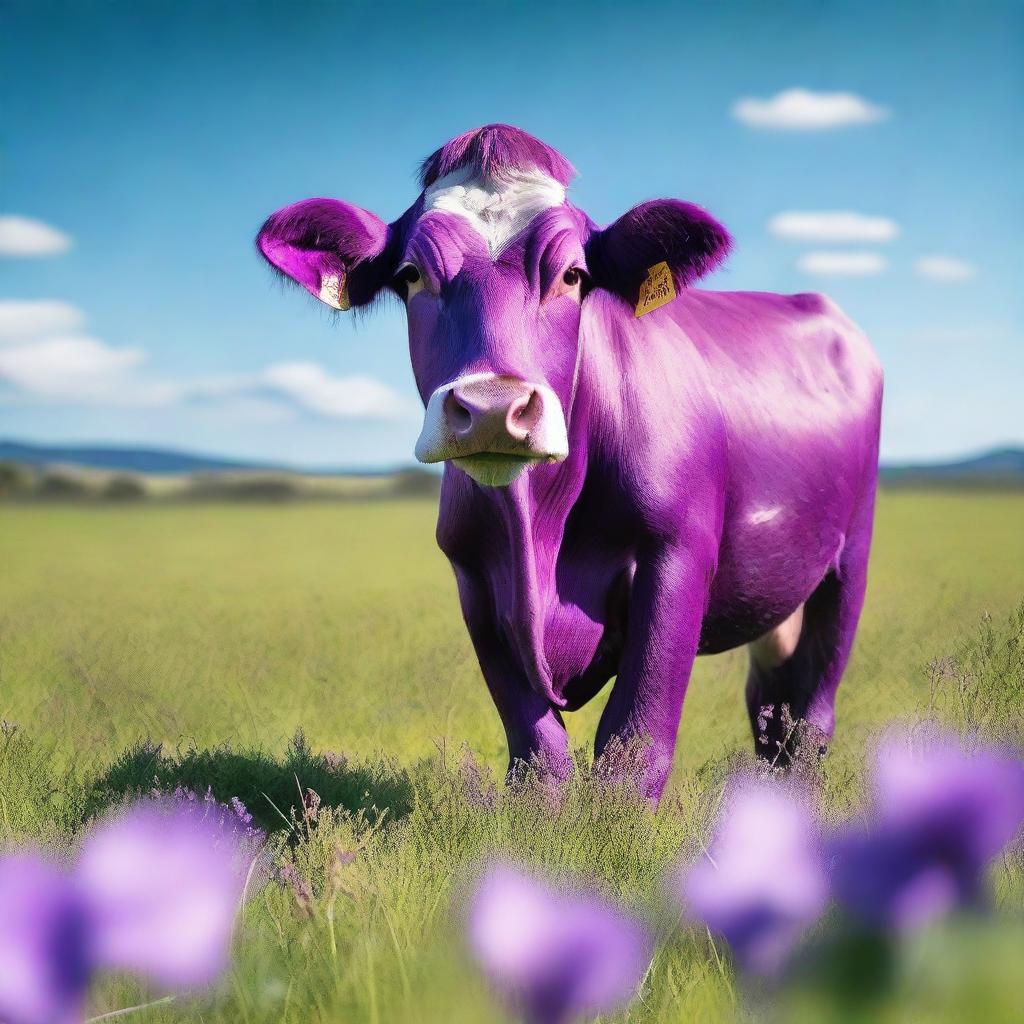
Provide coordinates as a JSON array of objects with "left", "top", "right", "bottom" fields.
[{"left": 415, "top": 372, "right": 569, "bottom": 487}]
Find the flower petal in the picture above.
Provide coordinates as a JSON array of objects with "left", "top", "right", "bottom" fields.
[
  {"left": 0, "top": 853, "right": 90, "bottom": 1024},
  {"left": 682, "top": 776, "right": 828, "bottom": 975},
  {"left": 467, "top": 863, "right": 652, "bottom": 1023},
  {"left": 830, "top": 731, "right": 1024, "bottom": 928}
]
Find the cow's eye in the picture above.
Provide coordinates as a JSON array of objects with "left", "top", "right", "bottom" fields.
[
  {"left": 562, "top": 268, "right": 582, "bottom": 287},
  {"left": 395, "top": 263, "right": 424, "bottom": 300}
]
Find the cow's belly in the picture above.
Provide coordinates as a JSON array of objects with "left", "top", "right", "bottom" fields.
[
  {"left": 699, "top": 506, "right": 847, "bottom": 654},
  {"left": 536, "top": 509, "right": 846, "bottom": 689}
]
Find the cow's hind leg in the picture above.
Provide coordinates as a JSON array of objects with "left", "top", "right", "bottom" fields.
[{"left": 745, "top": 515, "right": 873, "bottom": 766}]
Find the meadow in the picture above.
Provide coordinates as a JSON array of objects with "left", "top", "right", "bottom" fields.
[{"left": 1, "top": 490, "right": 1023, "bottom": 1022}]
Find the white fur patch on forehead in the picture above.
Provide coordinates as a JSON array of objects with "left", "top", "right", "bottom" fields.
[{"left": 422, "top": 166, "right": 566, "bottom": 258}]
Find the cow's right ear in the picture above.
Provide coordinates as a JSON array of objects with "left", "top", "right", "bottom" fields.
[{"left": 256, "top": 198, "right": 396, "bottom": 309}]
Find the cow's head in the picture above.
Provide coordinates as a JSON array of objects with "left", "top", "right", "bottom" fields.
[{"left": 257, "top": 125, "right": 731, "bottom": 487}]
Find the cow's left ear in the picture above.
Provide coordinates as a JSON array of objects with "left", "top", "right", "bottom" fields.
[
  {"left": 256, "top": 198, "right": 398, "bottom": 309},
  {"left": 585, "top": 199, "right": 732, "bottom": 306}
]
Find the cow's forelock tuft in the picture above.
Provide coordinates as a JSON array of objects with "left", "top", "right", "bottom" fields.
[{"left": 418, "top": 124, "right": 576, "bottom": 190}]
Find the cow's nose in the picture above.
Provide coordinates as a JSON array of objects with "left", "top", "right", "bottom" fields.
[
  {"left": 443, "top": 377, "right": 544, "bottom": 448},
  {"left": 414, "top": 372, "right": 569, "bottom": 469}
]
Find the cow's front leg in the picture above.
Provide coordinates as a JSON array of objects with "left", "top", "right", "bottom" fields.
[
  {"left": 594, "top": 539, "right": 714, "bottom": 801},
  {"left": 476, "top": 637, "right": 572, "bottom": 784},
  {"left": 456, "top": 572, "right": 571, "bottom": 785}
]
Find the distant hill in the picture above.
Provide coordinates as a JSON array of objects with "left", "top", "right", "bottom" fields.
[
  {"left": 0, "top": 440, "right": 275, "bottom": 475},
  {"left": 2, "top": 439, "right": 1022, "bottom": 487},
  {"left": 880, "top": 447, "right": 1024, "bottom": 488},
  {"left": 0, "top": 440, "right": 408, "bottom": 477}
]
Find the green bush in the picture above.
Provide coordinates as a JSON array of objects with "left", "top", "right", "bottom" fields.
[
  {"left": 0, "top": 461, "right": 35, "bottom": 498},
  {"left": 36, "top": 469, "right": 92, "bottom": 499},
  {"left": 101, "top": 474, "right": 147, "bottom": 501}
]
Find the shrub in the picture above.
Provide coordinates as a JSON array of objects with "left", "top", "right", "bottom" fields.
[
  {"left": 183, "top": 474, "right": 301, "bottom": 501},
  {"left": 100, "top": 474, "right": 147, "bottom": 501},
  {"left": 35, "top": 470, "right": 91, "bottom": 500},
  {"left": 392, "top": 468, "right": 442, "bottom": 498},
  {"left": 0, "top": 461, "right": 35, "bottom": 498}
]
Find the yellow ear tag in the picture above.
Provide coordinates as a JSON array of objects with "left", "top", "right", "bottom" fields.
[
  {"left": 635, "top": 261, "right": 676, "bottom": 317},
  {"left": 319, "top": 273, "right": 351, "bottom": 311}
]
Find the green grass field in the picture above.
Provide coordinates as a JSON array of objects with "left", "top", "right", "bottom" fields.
[{"left": 1, "top": 491, "right": 1022, "bottom": 1022}]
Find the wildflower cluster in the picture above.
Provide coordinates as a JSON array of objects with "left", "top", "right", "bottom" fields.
[
  {"left": 466, "top": 728, "right": 1024, "bottom": 1023},
  {"left": 0, "top": 795, "right": 263, "bottom": 1024},
  {"left": 1, "top": 728, "right": 1020, "bottom": 1024},
  {"left": 680, "top": 728, "right": 1024, "bottom": 977},
  {"left": 161, "top": 784, "right": 267, "bottom": 854}
]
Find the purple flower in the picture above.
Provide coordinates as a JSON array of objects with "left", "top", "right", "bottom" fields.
[
  {"left": 0, "top": 855, "right": 89, "bottom": 1024},
  {"left": 0, "top": 796, "right": 259, "bottom": 1024},
  {"left": 680, "top": 776, "right": 828, "bottom": 976},
  {"left": 467, "top": 862, "right": 653, "bottom": 1024},
  {"left": 230, "top": 796, "right": 253, "bottom": 827},
  {"left": 163, "top": 787, "right": 265, "bottom": 849},
  {"left": 76, "top": 799, "right": 250, "bottom": 987},
  {"left": 830, "top": 730, "right": 1024, "bottom": 928}
]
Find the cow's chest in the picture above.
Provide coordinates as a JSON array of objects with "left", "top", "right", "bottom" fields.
[
  {"left": 492, "top": 528, "right": 634, "bottom": 710},
  {"left": 545, "top": 567, "right": 631, "bottom": 707}
]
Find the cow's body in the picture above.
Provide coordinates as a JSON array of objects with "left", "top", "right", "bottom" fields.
[
  {"left": 438, "top": 287, "right": 881, "bottom": 791},
  {"left": 258, "top": 125, "right": 882, "bottom": 799}
]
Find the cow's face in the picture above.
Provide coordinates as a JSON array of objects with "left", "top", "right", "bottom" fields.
[
  {"left": 399, "top": 168, "right": 592, "bottom": 486},
  {"left": 257, "top": 125, "right": 730, "bottom": 487}
]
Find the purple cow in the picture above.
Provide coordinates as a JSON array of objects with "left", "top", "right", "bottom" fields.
[{"left": 257, "top": 125, "right": 882, "bottom": 799}]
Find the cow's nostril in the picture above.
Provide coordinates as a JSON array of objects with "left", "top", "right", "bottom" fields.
[
  {"left": 445, "top": 393, "right": 473, "bottom": 433},
  {"left": 508, "top": 389, "right": 542, "bottom": 435},
  {"left": 513, "top": 392, "right": 536, "bottom": 423}
]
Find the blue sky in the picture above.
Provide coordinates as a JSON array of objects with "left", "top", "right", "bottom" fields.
[{"left": 1, "top": 0, "right": 1021, "bottom": 467}]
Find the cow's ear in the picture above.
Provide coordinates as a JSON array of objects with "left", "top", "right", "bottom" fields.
[
  {"left": 256, "top": 198, "right": 397, "bottom": 309},
  {"left": 585, "top": 199, "right": 732, "bottom": 306}
]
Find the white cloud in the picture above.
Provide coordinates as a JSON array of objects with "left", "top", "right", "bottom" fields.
[
  {"left": 797, "top": 251, "right": 888, "bottom": 277},
  {"left": 0, "top": 344, "right": 415, "bottom": 418},
  {"left": 0, "top": 300, "right": 85, "bottom": 343},
  {"left": 0, "top": 303, "right": 167, "bottom": 405},
  {"left": 257, "top": 362, "right": 417, "bottom": 419},
  {"left": 0, "top": 300, "right": 416, "bottom": 419},
  {"left": 914, "top": 255, "right": 976, "bottom": 283},
  {"left": 0, "top": 215, "right": 73, "bottom": 257},
  {"left": 0, "top": 335, "right": 177, "bottom": 404},
  {"left": 769, "top": 211, "right": 899, "bottom": 243},
  {"left": 731, "top": 88, "right": 889, "bottom": 130},
  {"left": 175, "top": 364, "right": 416, "bottom": 419}
]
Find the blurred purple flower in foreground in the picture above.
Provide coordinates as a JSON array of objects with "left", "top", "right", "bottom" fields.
[
  {"left": 830, "top": 730, "right": 1024, "bottom": 929},
  {"left": 0, "top": 796, "right": 261, "bottom": 1024},
  {"left": 680, "top": 776, "right": 828, "bottom": 976},
  {"left": 467, "top": 862, "right": 653, "bottom": 1024},
  {"left": 76, "top": 800, "right": 255, "bottom": 988}
]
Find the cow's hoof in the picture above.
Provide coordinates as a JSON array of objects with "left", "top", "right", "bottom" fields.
[{"left": 757, "top": 716, "right": 830, "bottom": 774}]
